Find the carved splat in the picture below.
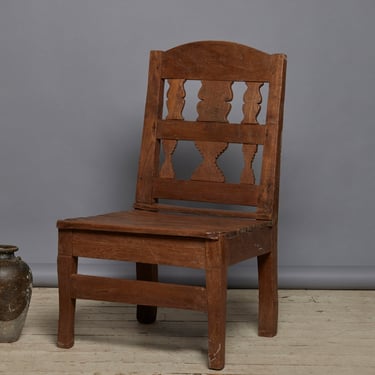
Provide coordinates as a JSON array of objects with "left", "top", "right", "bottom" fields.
[
  {"left": 191, "top": 81, "right": 233, "bottom": 182},
  {"left": 240, "top": 82, "right": 263, "bottom": 184},
  {"left": 160, "top": 79, "right": 185, "bottom": 178},
  {"left": 240, "top": 143, "right": 258, "bottom": 184},
  {"left": 196, "top": 81, "right": 233, "bottom": 122},
  {"left": 165, "top": 79, "right": 186, "bottom": 119},
  {"left": 242, "top": 82, "right": 263, "bottom": 124}
]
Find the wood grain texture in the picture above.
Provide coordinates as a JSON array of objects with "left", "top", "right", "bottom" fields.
[
  {"left": 152, "top": 178, "right": 260, "bottom": 206},
  {"left": 71, "top": 275, "right": 208, "bottom": 312},
  {"left": 192, "top": 80, "right": 232, "bottom": 182},
  {"left": 71, "top": 230, "right": 206, "bottom": 269},
  {"left": 240, "top": 82, "right": 263, "bottom": 184},
  {"left": 135, "top": 50, "right": 164, "bottom": 205},
  {"left": 159, "top": 79, "right": 185, "bottom": 179},
  {"left": 56, "top": 231, "right": 77, "bottom": 348},
  {"left": 58, "top": 210, "right": 266, "bottom": 240},
  {"left": 56, "top": 41, "right": 287, "bottom": 370},
  {"left": 161, "top": 41, "right": 275, "bottom": 81},
  {"left": 157, "top": 119, "right": 267, "bottom": 144}
]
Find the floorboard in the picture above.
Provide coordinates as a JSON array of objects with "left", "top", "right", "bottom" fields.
[{"left": 0, "top": 288, "right": 374, "bottom": 374}]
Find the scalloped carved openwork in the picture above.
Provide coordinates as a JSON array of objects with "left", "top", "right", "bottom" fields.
[
  {"left": 191, "top": 81, "right": 233, "bottom": 182},
  {"left": 242, "top": 82, "right": 263, "bottom": 124},
  {"left": 159, "top": 79, "right": 265, "bottom": 185},
  {"left": 240, "top": 82, "right": 263, "bottom": 184},
  {"left": 160, "top": 79, "right": 185, "bottom": 179}
]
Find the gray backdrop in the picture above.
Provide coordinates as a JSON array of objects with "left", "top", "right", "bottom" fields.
[{"left": 1, "top": 0, "right": 374, "bottom": 288}]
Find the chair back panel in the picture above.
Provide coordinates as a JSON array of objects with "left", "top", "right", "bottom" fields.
[
  {"left": 135, "top": 41, "right": 286, "bottom": 221},
  {"left": 161, "top": 41, "right": 275, "bottom": 81}
]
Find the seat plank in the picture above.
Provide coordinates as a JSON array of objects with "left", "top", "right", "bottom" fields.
[{"left": 57, "top": 210, "right": 269, "bottom": 240}]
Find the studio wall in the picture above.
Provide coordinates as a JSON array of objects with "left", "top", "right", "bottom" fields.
[{"left": 1, "top": 0, "right": 374, "bottom": 288}]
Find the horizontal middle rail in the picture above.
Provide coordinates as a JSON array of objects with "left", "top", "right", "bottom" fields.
[
  {"left": 71, "top": 274, "right": 208, "bottom": 312},
  {"left": 156, "top": 120, "right": 267, "bottom": 144},
  {"left": 153, "top": 178, "right": 259, "bottom": 206}
]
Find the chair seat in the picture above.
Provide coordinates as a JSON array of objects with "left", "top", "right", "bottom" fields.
[{"left": 57, "top": 209, "right": 272, "bottom": 240}]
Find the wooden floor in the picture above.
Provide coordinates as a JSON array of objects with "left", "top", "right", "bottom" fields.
[{"left": 0, "top": 288, "right": 374, "bottom": 375}]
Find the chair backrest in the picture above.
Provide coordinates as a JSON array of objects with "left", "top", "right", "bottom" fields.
[{"left": 135, "top": 41, "right": 287, "bottom": 222}]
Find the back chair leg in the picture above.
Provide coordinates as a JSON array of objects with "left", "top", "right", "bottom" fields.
[
  {"left": 136, "top": 262, "right": 158, "bottom": 324},
  {"left": 57, "top": 254, "right": 78, "bottom": 348},
  {"left": 206, "top": 266, "right": 228, "bottom": 370},
  {"left": 257, "top": 242, "right": 278, "bottom": 337}
]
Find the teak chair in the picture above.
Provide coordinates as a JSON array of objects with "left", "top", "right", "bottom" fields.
[{"left": 56, "top": 41, "right": 287, "bottom": 370}]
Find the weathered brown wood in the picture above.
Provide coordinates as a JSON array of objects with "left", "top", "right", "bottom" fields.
[
  {"left": 58, "top": 210, "right": 265, "bottom": 241},
  {"left": 136, "top": 262, "right": 158, "bottom": 324},
  {"left": 70, "top": 230, "right": 206, "bottom": 269},
  {"left": 257, "top": 226, "right": 278, "bottom": 337},
  {"left": 134, "top": 202, "right": 262, "bottom": 219},
  {"left": 197, "top": 80, "right": 233, "bottom": 122},
  {"left": 205, "top": 240, "right": 228, "bottom": 370},
  {"left": 71, "top": 275, "right": 208, "bottom": 312},
  {"left": 226, "top": 227, "right": 272, "bottom": 265},
  {"left": 57, "top": 231, "right": 77, "bottom": 349},
  {"left": 153, "top": 178, "right": 259, "bottom": 206},
  {"left": 240, "top": 143, "right": 258, "bottom": 184},
  {"left": 165, "top": 78, "right": 186, "bottom": 119},
  {"left": 135, "top": 50, "right": 164, "bottom": 205},
  {"left": 157, "top": 119, "right": 267, "bottom": 144},
  {"left": 240, "top": 83, "right": 263, "bottom": 184},
  {"left": 56, "top": 41, "right": 287, "bottom": 370},
  {"left": 159, "top": 79, "right": 185, "bottom": 179},
  {"left": 161, "top": 41, "right": 275, "bottom": 81},
  {"left": 192, "top": 80, "right": 232, "bottom": 182},
  {"left": 256, "top": 54, "right": 287, "bottom": 220},
  {"left": 242, "top": 82, "right": 264, "bottom": 124}
]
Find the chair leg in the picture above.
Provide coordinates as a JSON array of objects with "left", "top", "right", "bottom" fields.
[
  {"left": 136, "top": 262, "right": 158, "bottom": 324},
  {"left": 257, "top": 244, "right": 278, "bottom": 337},
  {"left": 57, "top": 254, "right": 78, "bottom": 348},
  {"left": 206, "top": 266, "right": 228, "bottom": 370}
]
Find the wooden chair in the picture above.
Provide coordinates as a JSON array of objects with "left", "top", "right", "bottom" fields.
[{"left": 56, "top": 41, "right": 287, "bottom": 370}]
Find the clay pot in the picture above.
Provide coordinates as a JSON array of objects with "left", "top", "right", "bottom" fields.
[{"left": 0, "top": 245, "right": 33, "bottom": 342}]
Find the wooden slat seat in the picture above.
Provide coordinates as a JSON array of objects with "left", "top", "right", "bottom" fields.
[{"left": 57, "top": 210, "right": 271, "bottom": 239}]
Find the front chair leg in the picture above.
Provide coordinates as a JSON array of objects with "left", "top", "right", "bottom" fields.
[
  {"left": 206, "top": 266, "right": 228, "bottom": 370},
  {"left": 136, "top": 262, "right": 158, "bottom": 324},
  {"left": 257, "top": 249, "right": 278, "bottom": 337},
  {"left": 57, "top": 254, "right": 77, "bottom": 348}
]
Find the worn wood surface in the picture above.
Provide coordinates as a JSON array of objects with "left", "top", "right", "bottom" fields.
[
  {"left": 56, "top": 41, "right": 287, "bottom": 369},
  {"left": 1, "top": 288, "right": 374, "bottom": 375},
  {"left": 135, "top": 41, "right": 287, "bottom": 218}
]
